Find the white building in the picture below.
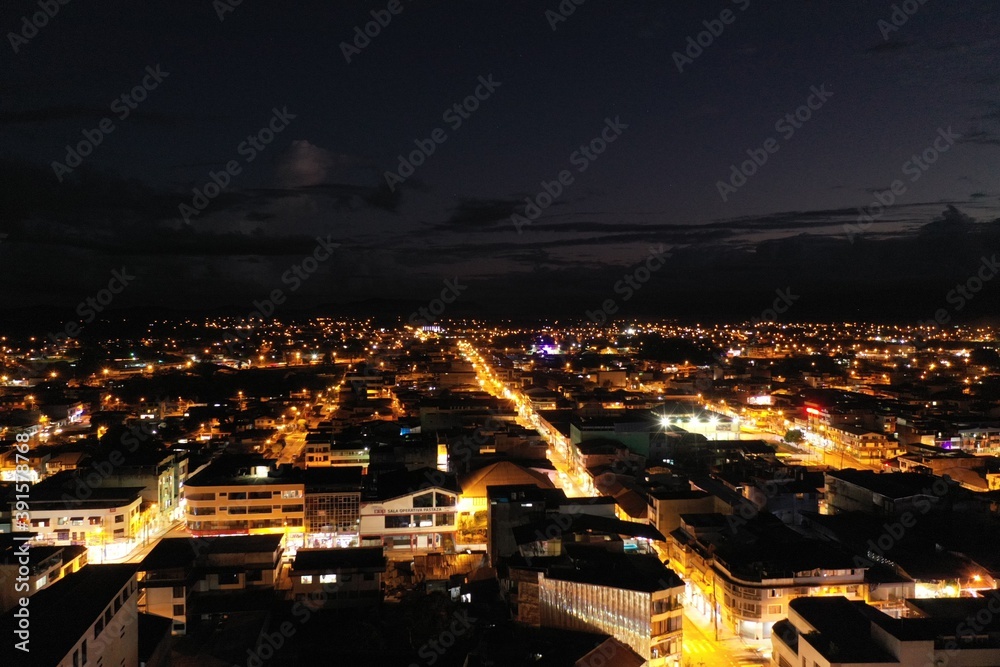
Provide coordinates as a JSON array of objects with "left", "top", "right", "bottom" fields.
[{"left": 359, "top": 467, "right": 459, "bottom": 552}]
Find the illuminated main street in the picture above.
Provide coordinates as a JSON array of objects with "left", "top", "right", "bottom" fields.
[
  {"left": 459, "top": 340, "right": 769, "bottom": 667},
  {"left": 460, "top": 340, "right": 592, "bottom": 498}
]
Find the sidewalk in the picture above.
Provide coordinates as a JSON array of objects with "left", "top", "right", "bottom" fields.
[{"left": 683, "top": 593, "right": 771, "bottom": 654}]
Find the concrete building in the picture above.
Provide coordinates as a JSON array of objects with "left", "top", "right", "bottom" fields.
[
  {"left": 773, "top": 595, "right": 1000, "bottom": 667},
  {"left": 0, "top": 534, "right": 87, "bottom": 612},
  {"left": 138, "top": 534, "right": 283, "bottom": 634},
  {"left": 303, "top": 466, "right": 363, "bottom": 548},
  {"left": 487, "top": 485, "right": 617, "bottom": 565},
  {"left": 507, "top": 548, "right": 684, "bottom": 666},
  {"left": 667, "top": 513, "right": 914, "bottom": 639},
  {"left": 182, "top": 458, "right": 305, "bottom": 543},
  {"left": 359, "top": 467, "right": 460, "bottom": 552},
  {"left": 19, "top": 470, "right": 144, "bottom": 560},
  {"left": 289, "top": 546, "right": 387, "bottom": 608},
  {"left": 0, "top": 564, "right": 140, "bottom": 667},
  {"left": 824, "top": 470, "right": 950, "bottom": 516}
]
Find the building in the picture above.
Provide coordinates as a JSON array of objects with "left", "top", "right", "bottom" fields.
[
  {"left": 827, "top": 424, "right": 905, "bottom": 462},
  {"left": 138, "top": 534, "right": 284, "bottom": 634},
  {"left": 824, "top": 469, "right": 950, "bottom": 516},
  {"left": 570, "top": 417, "right": 658, "bottom": 457},
  {"left": 0, "top": 533, "right": 88, "bottom": 612},
  {"left": 303, "top": 466, "right": 363, "bottom": 548},
  {"left": 358, "top": 467, "right": 460, "bottom": 553},
  {"left": 507, "top": 548, "right": 684, "bottom": 666},
  {"left": 182, "top": 457, "right": 305, "bottom": 543},
  {"left": 646, "top": 488, "right": 719, "bottom": 538},
  {"left": 19, "top": 470, "right": 144, "bottom": 561},
  {"left": 0, "top": 563, "right": 140, "bottom": 667},
  {"left": 487, "top": 485, "right": 616, "bottom": 565},
  {"left": 773, "top": 595, "right": 1000, "bottom": 667},
  {"left": 289, "top": 546, "right": 387, "bottom": 608},
  {"left": 83, "top": 448, "right": 188, "bottom": 522},
  {"left": 666, "top": 513, "right": 913, "bottom": 639}
]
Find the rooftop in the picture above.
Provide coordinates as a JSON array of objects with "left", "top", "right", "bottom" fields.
[
  {"left": 0, "top": 564, "right": 138, "bottom": 666},
  {"left": 292, "top": 546, "right": 387, "bottom": 572}
]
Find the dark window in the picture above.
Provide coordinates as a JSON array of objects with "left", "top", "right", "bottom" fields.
[
  {"left": 413, "top": 492, "right": 433, "bottom": 508},
  {"left": 73, "top": 649, "right": 79, "bottom": 667},
  {"left": 173, "top": 604, "right": 184, "bottom": 616},
  {"left": 435, "top": 492, "right": 456, "bottom": 507},
  {"left": 218, "top": 572, "right": 240, "bottom": 585},
  {"left": 81, "top": 639, "right": 87, "bottom": 665},
  {"left": 93, "top": 617, "right": 104, "bottom": 639},
  {"left": 114, "top": 596, "right": 121, "bottom": 613},
  {"left": 229, "top": 492, "right": 247, "bottom": 500},
  {"left": 172, "top": 586, "right": 184, "bottom": 598},
  {"left": 384, "top": 515, "right": 411, "bottom": 529},
  {"left": 246, "top": 569, "right": 262, "bottom": 582},
  {"left": 115, "top": 515, "right": 124, "bottom": 523}
]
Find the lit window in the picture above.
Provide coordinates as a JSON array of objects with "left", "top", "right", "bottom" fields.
[
  {"left": 319, "top": 574, "right": 336, "bottom": 584},
  {"left": 300, "top": 575, "right": 313, "bottom": 584}
]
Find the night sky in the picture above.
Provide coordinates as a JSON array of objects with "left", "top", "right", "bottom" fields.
[{"left": 2, "top": 0, "right": 1000, "bottom": 322}]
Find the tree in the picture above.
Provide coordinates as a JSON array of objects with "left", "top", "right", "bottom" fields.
[{"left": 784, "top": 429, "right": 804, "bottom": 444}]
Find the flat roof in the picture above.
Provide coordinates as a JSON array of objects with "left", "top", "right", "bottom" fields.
[
  {"left": 292, "top": 546, "right": 387, "bottom": 571},
  {"left": 0, "top": 564, "right": 138, "bottom": 666},
  {"left": 140, "top": 535, "right": 283, "bottom": 570},
  {"left": 827, "top": 469, "right": 941, "bottom": 499}
]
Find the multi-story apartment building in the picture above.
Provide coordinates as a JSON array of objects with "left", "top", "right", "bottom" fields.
[
  {"left": 0, "top": 564, "right": 141, "bottom": 667},
  {"left": 0, "top": 535, "right": 88, "bottom": 612},
  {"left": 666, "top": 513, "right": 913, "bottom": 640},
  {"left": 138, "top": 534, "right": 283, "bottom": 634},
  {"left": 182, "top": 458, "right": 305, "bottom": 543},
  {"left": 507, "top": 549, "right": 684, "bottom": 667},
  {"left": 824, "top": 469, "right": 949, "bottom": 516},
  {"left": 826, "top": 424, "right": 904, "bottom": 462},
  {"left": 773, "top": 596, "right": 1000, "bottom": 667},
  {"left": 21, "top": 470, "right": 144, "bottom": 559},
  {"left": 289, "top": 546, "right": 387, "bottom": 608}
]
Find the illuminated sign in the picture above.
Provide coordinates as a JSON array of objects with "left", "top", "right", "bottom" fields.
[{"left": 806, "top": 407, "right": 821, "bottom": 416}]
